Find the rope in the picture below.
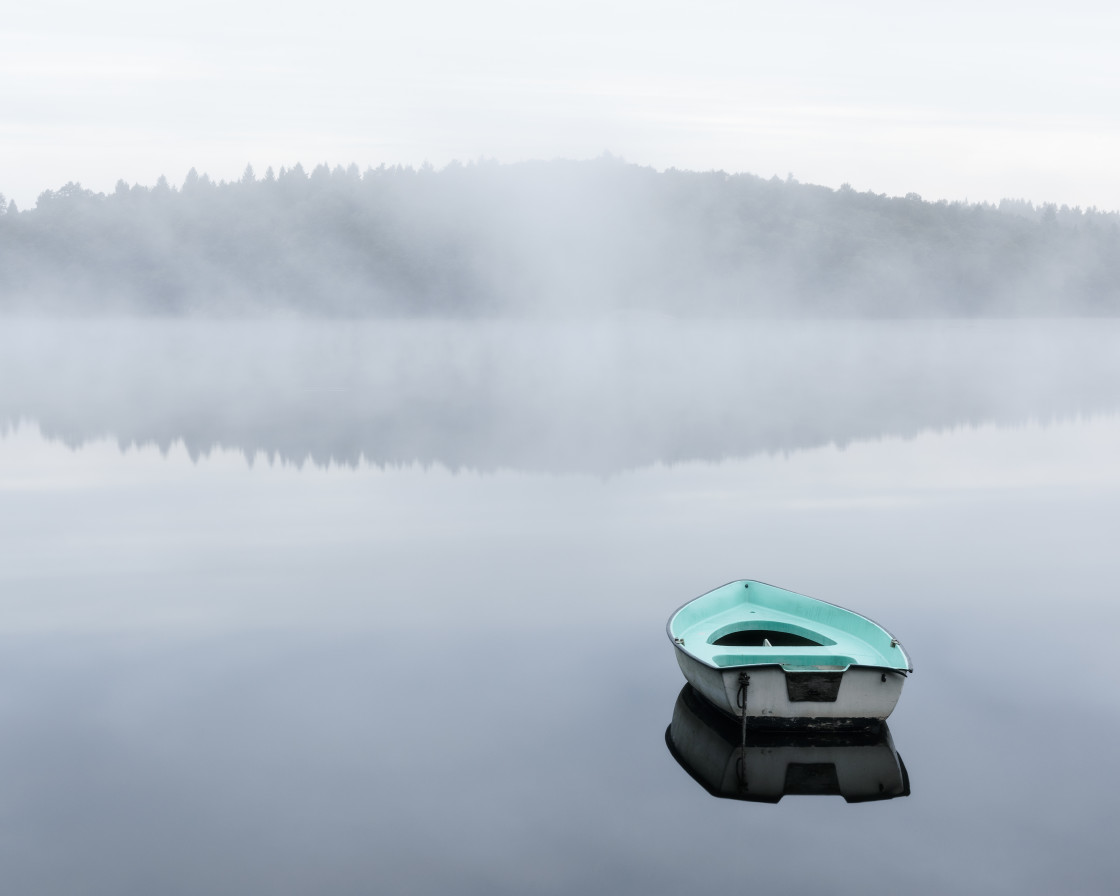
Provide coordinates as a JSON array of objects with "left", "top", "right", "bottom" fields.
[
  {"left": 736, "top": 671, "right": 751, "bottom": 714},
  {"left": 736, "top": 672, "right": 751, "bottom": 792}
]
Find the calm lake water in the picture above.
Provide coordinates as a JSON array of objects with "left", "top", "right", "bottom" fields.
[{"left": 1, "top": 319, "right": 1119, "bottom": 894}]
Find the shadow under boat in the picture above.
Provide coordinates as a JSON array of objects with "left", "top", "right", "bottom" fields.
[{"left": 666, "top": 684, "right": 911, "bottom": 804}]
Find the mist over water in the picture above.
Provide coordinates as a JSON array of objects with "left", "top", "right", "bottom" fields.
[{"left": 4, "top": 318, "right": 1120, "bottom": 472}]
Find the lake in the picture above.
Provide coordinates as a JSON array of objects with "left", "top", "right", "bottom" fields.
[{"left": 1, "top": 318, "right": 1118, "bottom": 894}]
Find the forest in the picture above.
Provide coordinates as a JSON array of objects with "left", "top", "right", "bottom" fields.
[{"left": 1, "top": 157, "right": 1118, "bottom": 316}]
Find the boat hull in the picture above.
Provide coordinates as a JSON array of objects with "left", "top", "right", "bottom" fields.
[
  {"left": 674, "top": 645, "right": 905, "bottom": 729},
  {"left": 667, "top": 580, "right": 910, "bottom": 728}
]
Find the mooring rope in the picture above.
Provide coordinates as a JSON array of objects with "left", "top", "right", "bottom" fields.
[
  {"left": 737, "top": 672, "right": 751, "bottom": 720},
  {"left": 736, "top": 671, "right": 750, "bottom": 791}
]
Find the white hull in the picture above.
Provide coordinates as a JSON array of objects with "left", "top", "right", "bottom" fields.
[{"left": 674, "top": 646, "right": 905, "bottom": 726}]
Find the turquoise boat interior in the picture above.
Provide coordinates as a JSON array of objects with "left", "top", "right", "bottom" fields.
[{"left": 669, "top": 580, "right": 911, "bottom": 672}]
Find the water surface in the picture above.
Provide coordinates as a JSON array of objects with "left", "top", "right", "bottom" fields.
[{"left": 1, "top": 319, "right": 1118, "bottom": 894}]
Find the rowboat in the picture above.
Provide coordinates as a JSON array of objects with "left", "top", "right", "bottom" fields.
[
  {"left": 666, "top": 580, "right": 911, "bottom": 729},
  {"left": 665, "top": 684, "right": 910, "bottom": 803}
]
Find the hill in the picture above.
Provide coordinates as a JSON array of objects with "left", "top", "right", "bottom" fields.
[{"left": 2, "top": 158, "right": 1118, "bottom": 316}]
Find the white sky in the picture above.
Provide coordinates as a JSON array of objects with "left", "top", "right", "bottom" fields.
[{"left": 4, "top": 1, "right": 1120, "bottom": 209}]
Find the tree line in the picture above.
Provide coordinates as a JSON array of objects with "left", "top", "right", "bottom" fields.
[{"left": 2, "top": 157, "right": 1118, "bottom": 316}]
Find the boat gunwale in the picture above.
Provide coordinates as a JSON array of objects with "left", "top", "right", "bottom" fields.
[
  {"left": 666, "top": 579, "right": 913, "bottom": 674},
  {"left": 674, "top": 649, "right": 911, "bottom": 675}
]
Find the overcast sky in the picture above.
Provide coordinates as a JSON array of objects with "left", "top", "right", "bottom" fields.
[{"left": 4, "top": 1, "right": 1120, "bottom": 209}]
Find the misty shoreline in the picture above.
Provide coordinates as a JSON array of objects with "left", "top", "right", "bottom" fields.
[{"left": 3, "top": 158, "right": 1119, "bottom": 318}]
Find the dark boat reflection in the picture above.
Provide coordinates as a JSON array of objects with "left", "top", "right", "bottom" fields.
[{"left": 666, "top": 685, "right": 911, "bottom": 803}]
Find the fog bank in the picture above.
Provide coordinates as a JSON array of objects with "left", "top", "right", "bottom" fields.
[{"left": 3, "top": 159, "right": 1118, "bottom": 317}]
